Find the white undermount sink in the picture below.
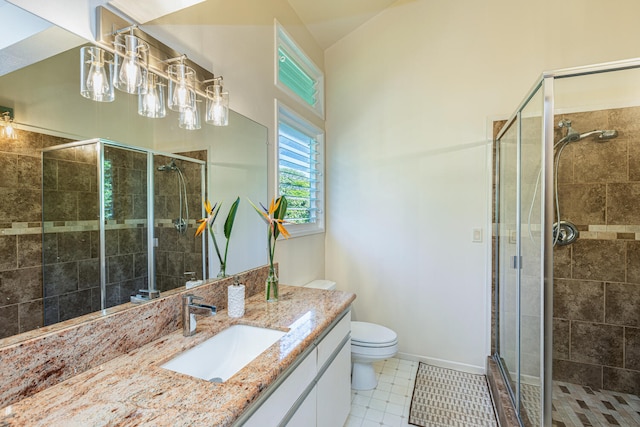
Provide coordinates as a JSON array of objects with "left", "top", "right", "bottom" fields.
[{"left": 161, "top": 325, "right": 286, "bottom": 382}]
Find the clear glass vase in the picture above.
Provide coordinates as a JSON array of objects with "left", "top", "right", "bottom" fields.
[
  {"left": 217, "top": 264, "right": 226, "bottom": 278},
  {"left": 265, "top": 266, "right": 279, "bottom": 302}
]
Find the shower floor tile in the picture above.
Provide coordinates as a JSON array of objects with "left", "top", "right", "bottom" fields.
[{"left": 551, "top": 381, "right": 640, "bottom": 426}]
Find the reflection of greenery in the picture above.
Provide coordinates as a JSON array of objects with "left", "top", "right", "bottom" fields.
[
  {"left": 279, "top": 167, "right": 311, "bottom": 224},
  {"left": 104, "top": 160, "right": 114, "bottom": 220}
]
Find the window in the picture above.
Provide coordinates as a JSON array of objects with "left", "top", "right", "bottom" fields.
[
  {"left": 103, "top": 159, "right": 114, "bottom": 220},
  {"left": 275, "top": 21, "right": 324, "bottom": 118},
  {"left": 277, "top": 102, "right": 324, "bottom": 236}
]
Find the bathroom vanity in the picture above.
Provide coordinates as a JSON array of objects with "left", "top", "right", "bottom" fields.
[{"left": 0, "top": 271, "right": 355, "bottom": 426}]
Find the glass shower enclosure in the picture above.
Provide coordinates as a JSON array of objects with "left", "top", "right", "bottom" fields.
[
  {"left": 495, "top": 59, "right": 640, "bottom": 426},
  {"left": 41, "top": 139, "right": 206, "bottom": 325}
]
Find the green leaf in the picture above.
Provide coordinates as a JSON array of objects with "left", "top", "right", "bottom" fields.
[
  {"left": 224, "top": 197, "right": 240, "bottom": 240},
  {"left": 272, "top": 195, "right": 288, "bottom": 239}
]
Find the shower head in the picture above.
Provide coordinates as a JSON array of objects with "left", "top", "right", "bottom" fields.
[
  {"left": 158, "top": 159, "right": 177, "bottom": 171},
  {"left": 556, "top": 118, "right": 619, "bottom": 146},
  {"left": 577, "top": 129, "right": 619, "bottom": 142}
]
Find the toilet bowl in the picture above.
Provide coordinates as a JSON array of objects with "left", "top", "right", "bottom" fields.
[{"left": 303, "top": 280, "right": 398, "bottom": 390}]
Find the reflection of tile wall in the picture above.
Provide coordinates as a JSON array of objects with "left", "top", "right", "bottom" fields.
[
  {"left": 102, "top": 147, "right": 149, "bottom": 309},
  {"left": 0, "top": 129, "right": 73, "bottom": 339},
  {"left": 552, "top": 107, "right": 640, "bottom": 395},
  {"left": 154, "top": 151, "right": 206, "bottom": 292}
]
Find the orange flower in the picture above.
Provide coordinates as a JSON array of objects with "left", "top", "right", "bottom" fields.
[
  {"left": 195, "top": 200, "right": 220, "bottom": 237},
  {"left": 250, "top": 197, "right": 290, "bottom": 240}
]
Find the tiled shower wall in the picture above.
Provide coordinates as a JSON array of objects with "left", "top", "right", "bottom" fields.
[
  {"left": 42, "top": 145, "right": 151, "bottom": 326},
  {"left": 0, "top": 129, "right": 72, "bottom": 338},
  {"left": 553, "top": 107, "right": 640, "bottom": 395},
  {"left": 492, "top": 107, "right": 640, "bottom": 398},
  {"left": 0, "top": 133, "right": 206, "bottom": 340},
  {"left": 154, "top": 151, "right": 206, "bottom": 292}
]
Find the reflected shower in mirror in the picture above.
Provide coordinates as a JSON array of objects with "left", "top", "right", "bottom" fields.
[{"left": 40, "top": 139, "right": 206, "bottom": 327}]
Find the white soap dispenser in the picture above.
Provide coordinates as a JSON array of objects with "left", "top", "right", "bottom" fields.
[
  {"left": 185, "top": 271, "right": 203, "bottom": 289},
  {"left": 227, "top": 276, "right": 245, "bottom": 318}
]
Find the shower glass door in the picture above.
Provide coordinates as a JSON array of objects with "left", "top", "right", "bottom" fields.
[
  {"left": 43, "top": 139, "right": 207, "bottom": 325},
  {"left": 496, "top": 83, "right": 545, "bottom": 426}
]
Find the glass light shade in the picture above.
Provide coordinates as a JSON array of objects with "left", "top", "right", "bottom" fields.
[
  {"left": 114, "top": 33, "right": 148, "bottom": 94},
  {"left": 205, "top": 84, "right": 229, "bottom": 126},
  {"left": 167, "top": 63, "right": 196, "bottom": 111},
  {"left": 80, "top": 46, "right": 114, "bottom": 102},
  {"left": 138, "top": 73, "right": 166, "bottom": 118},
  {"left": 179, "top": 101, "right": 201, "bottom": 130},
  {"left": 0, "top": 117, "right": 17, "bottom": 140}
]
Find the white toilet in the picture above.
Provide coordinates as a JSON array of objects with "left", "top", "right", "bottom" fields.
[{"left": 304, "top": 280, "right": 398, "bottom": 390}]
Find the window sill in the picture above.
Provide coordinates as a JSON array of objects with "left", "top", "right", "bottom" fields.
[{"left": 281, "top": 223, "right": 325, "bottom": 239}]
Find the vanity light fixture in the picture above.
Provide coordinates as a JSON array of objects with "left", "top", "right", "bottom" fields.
[
  {"left": 0, "top": 110, "right": 17, "bottom": 140},
  {"left": 167, "top": 56, "right": 196, "bottom": 112},
  {"left": 138, "top": 73, "right": 166, "bottom": 118},
  {"left": 80, "top": 46, "right": 115, "bottom": 102},
  {"left": 83, "top": 6, "right": 231, "bottom": 130},
  {"left": 113, "top": 27, "right": 149, "bottom": 94},
  {"left": 205, "top": 77, "right": 229, "bottom": 127}
]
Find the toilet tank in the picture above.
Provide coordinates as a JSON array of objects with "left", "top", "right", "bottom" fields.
[{"left": 304, "top": 279, "right": 337, "bottom": 290}]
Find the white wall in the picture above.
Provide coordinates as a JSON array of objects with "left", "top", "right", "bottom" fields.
[
  {"left": 144, "top": 0, "right": 327, "bottom": 285},
  {"left": 12, "top": 0, "right": 327, "bottom": 286},
  {"left": 324, "top": 0, "right": 640, "bottom": 372}
]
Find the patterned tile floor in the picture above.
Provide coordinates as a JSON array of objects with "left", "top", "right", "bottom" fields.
[
  {"left": 344, "top": 358, "right": 498, "bottom": 427},
  {"left": 551, "top": 381, "right": 640, "bottom": 426},
  {"left": 345, "top": 358, "right": 419, "bottom": 427},
  {"left": 518, "top": 381, "right": 640, "bottom": 426}
]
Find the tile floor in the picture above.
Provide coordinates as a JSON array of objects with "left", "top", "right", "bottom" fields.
[
  {"left": 344, "top": 357, "right": 420, "bottom": 427},
  {"left": 551, "top": 381, "right": 640, "bottom": 426}
]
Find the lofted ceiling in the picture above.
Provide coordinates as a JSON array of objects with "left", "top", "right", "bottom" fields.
[{"left": 287, "top": 0, "right": 395, "bottom": 49}]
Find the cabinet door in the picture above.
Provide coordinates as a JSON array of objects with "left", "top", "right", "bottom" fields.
[
  {"left": 316, "top": 340, "right": 351, "bottom": 427},
  {"left": 286, "top": 387, "right": 317, "bottom": 427},
  {"left": 243, "top": 350, "right": 317, "bottom": 427}
]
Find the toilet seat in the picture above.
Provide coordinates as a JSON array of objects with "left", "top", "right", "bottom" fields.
[{"left": 351, "top": 321, "right": 397, "bottom": 347}]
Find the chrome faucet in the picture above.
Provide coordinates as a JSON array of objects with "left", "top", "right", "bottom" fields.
[{"left": 182, "top": 294, "right": 216, "bottom": 337}]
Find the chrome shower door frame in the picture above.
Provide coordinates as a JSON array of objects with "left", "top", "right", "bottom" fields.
[{"left": 495, "top": 56, "right": 640, "bottom": 426}]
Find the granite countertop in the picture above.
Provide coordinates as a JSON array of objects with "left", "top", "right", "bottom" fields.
[{"left": 0, "top": 285, "right": 355, "bottom": 427}]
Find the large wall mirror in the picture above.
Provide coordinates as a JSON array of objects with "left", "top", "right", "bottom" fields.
[{"left": 0, "top": 1, "right": 268, "bottom": 343}]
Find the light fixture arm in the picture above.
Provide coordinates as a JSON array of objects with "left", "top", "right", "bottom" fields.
[
  {"left": 114, "top": 24, "right": 138, "bottom": 36},
  {"left": 164, "top": 55, "right": 188, "bottom": 65}
]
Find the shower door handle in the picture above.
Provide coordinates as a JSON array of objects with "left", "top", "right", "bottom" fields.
[{"left": 511, "top": 255, "right": 522, "bottom": 270}]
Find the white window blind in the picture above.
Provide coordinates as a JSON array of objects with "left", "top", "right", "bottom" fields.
[{"left": 277, "top": 102, "right": 324, "bottom": 234}]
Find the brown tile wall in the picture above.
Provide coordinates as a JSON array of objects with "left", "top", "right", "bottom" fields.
[
  {"left": 0, "top": 129, "right": 74, "bottom": 339},
  {"left": 0, "top": 135, "right": 201, "bottom": 340},
  {"left": 154, "top": 152, "right": 206, "bottom": 292},
  {"left": 492, "top": 107, "right": 640, "bottom": 400},
  {"left": 41, "top": 145, "right": 150, "bottom": 326},
  {"left": 553, "top": 107, "right": 640, "bottom": 395}
]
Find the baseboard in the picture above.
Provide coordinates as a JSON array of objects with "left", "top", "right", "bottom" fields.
[{"left": 396, "top": 352, "right": 486, "bottom": 375}]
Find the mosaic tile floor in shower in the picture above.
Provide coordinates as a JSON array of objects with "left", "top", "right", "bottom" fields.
[{"left": 551, "top": 381, "right": 640, "bottom": 426}]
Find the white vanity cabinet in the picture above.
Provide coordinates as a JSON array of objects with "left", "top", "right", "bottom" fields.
[
  {"left": 241, "top": 309, "right": 351, "bottom": 427},
  {"left": 315, "top": 342, "right": 351, "bottom": 427}
]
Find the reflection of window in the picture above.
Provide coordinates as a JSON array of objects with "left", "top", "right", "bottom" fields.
[
  {"left": 277, "top": 102, "right": 324, "bottom": 236},
  {"left": 275, "top": 22, "right": 324, "bottom": 118},
  {"left": 103, "top": 160, "right": 114, "bottom": 220}
]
